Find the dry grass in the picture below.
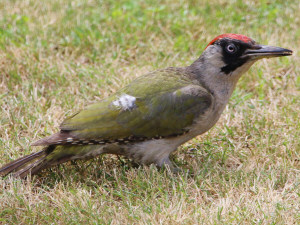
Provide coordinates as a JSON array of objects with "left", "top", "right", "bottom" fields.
[{"left": 0, "top": 0, "right": 299, "bottom": 224}]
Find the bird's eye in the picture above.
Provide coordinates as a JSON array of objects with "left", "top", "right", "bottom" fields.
[{"left": 226, "top": 44, "right": 237, "bottom": 54}]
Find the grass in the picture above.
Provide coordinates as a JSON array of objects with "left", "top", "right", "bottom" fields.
[{"left": 0, "top": 0, "right": 299, "bottom": 224}]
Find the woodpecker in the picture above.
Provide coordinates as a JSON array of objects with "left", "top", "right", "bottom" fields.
[{"left": 0, "top": 33, "right": 292, "bottom": 178}]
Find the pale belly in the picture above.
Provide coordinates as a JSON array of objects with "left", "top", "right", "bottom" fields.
[
  {"left": 116, "top": 100, "right": 227, "bottom": 166},
  {"left": 71, "top": 99, "right": 228, "bottom": 167}
]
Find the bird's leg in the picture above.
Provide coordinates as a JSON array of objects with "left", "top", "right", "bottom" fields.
[{"left": 156, "top": 157, "right": 182, "bottom": 174}]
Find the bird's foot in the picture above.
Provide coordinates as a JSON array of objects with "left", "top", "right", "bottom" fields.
[{"left": 156, "top": 157, "right": 183, "bottom": 174}]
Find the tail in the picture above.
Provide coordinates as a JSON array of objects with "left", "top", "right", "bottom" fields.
[
  {"left": 0, "top": 146, "right": 54, "bottom": 179},
  {"left": 0, "top": 145, "right": 104, "bottom": 178}
]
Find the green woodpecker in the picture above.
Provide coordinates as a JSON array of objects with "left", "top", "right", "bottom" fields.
[{"left": 0, "top": 34, "right": 292, "bottom": 178}]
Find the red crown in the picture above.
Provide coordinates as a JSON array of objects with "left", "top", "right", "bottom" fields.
[{"left": 205, "top": 33, "right": 253, "bottom": 49}]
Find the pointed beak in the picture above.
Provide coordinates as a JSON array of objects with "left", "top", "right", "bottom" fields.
[{"left": 245, "top": 45, "right": 293, "bottom": 59}]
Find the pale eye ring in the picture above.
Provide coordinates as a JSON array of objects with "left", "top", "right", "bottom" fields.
[{"left": 226, "top": 44, "right": 237, "bottom": 53}]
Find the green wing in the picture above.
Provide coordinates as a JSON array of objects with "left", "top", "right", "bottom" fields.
[{"left": 59, "top": 68, "right": 213, "bottom": 142}]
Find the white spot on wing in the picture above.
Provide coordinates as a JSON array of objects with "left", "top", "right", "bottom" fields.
[{"left": 112, "top": 94, "right": 136, "bottom": 111}]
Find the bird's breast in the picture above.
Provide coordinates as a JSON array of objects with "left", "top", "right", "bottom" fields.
[{"left": 188, "top": 95, "right": 230, "bottom": 138}]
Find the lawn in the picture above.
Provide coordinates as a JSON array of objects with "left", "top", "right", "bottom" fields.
[{"left": 0, "top": 0, "right": 299, "bottom": 224}]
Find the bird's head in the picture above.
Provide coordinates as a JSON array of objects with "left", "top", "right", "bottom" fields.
[{"left": 193, "top": 33, "right": 292, "bottom": 81}]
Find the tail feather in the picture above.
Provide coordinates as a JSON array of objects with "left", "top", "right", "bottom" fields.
[
  {"left": 1, "top": 145, "right": 103, "bottom": 178},
  {"left": 0, "top": 149, "right": 48, "bottom": 178},
  {"left": 13, "top": 154, "right": 47, "bottom": 178}
]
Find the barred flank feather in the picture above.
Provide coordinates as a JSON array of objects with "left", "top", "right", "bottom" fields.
[{"left": 0, "top": 146, "right": 53, "bottom": 179}]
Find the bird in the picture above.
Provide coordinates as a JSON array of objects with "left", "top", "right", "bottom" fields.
[{"left": 0, "top": 33, "right": 292, "bottom": 178}]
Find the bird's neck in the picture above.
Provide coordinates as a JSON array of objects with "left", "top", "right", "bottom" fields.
[
  {"left": 188, "top": 54, "right": 255, "bottom": 103},
  {"left": 187, "top": 58, "right": 240, "bottom": 104}
]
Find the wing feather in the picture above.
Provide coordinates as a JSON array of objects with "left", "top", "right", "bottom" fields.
[{"left": 33, "top": 68, "right": 213, "bottom": 146}]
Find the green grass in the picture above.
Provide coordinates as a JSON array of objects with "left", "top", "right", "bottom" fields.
[{"left": 0, "top": 0, "right": 299, "bottom": 224}]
